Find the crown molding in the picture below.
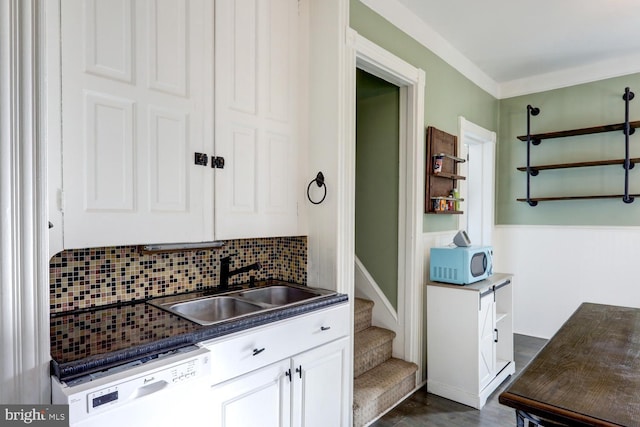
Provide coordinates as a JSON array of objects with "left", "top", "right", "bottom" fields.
[
  {"left": 498, "top": 52, "right": 640, "bottom": 99},
  {"left": 358, "top": 0, "right": 499, "bottom": 98},
  {"left": 359, "top": 0, "right": 640, "bottom": 100}
]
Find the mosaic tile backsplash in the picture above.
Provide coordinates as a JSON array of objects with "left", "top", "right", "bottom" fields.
[{"left": 50, "top": 237, "right": 307, "bottom": 313}]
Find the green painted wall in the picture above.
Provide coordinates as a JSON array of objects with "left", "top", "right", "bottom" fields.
[
  {"left": 350, "top": 0, "right": 499, "bottom": 233},
  {"left": 497, "top": 74, "right": 640, "bottom": 225},
  {"left": 356, "top": 70, "right": 399, "bottom": 309}
]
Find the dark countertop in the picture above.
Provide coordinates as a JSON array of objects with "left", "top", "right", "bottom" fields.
[{"left": 51, "top": 286, "right": 348, "bottom": 382}]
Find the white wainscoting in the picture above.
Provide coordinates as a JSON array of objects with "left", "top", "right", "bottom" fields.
[
  {"left": 494, "top": 225, "right": 640, "bottom": 339},
  {"left": 422, "top": 231, "right": 459, "bottom": 273}
]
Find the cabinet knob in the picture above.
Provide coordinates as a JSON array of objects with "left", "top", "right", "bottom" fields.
[
  {"left": 320, "top": 326, "right": 331, "bottom": 331},
  {"left": 252, "top": 347, "right": 265, "bottom": 356}
]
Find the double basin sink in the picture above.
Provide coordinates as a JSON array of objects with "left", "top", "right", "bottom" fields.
[{"left": 149, "top": 283, "right": 336, "bottom": 325}]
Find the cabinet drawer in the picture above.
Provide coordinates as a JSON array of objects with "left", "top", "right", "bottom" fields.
[{"left": 202, "top": 303, "right": 349, "bottom": 384}]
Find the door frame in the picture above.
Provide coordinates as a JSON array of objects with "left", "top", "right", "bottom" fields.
[
  {"left": 457, "top": 117, "right": 496, "bottom": 246},
  {"left": 345, "top": 29, "right": 426, "bottom": 377}
]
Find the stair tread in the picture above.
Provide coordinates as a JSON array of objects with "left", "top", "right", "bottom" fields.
[
  {"left": 354, "top": 297, "right": 374, "bottom": 314},
  {"left": 354, "top": 326, "right": 395, "bottom": 357},
  {"left": 353, "top": 358, "right": 418, "bottom": 405}
]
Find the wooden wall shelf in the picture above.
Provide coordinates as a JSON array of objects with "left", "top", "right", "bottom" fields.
[
  {"left": 516, "top": 120, "right": 640, "bottom": 142},
  {"left": 425, "top": 127, "right": 465, "bottom": 214},
  {"left": 434, "top": 172, "right": 466, "bottom": 180},
  {"left": 517, "top": 194, "right": 640, "bottom": 202},
  {"left": 517, "top": 158, "right": 640, "bottom": 173}
]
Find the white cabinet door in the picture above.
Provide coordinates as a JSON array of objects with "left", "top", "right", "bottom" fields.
[
  {"left": 478, "top": 292, "right": 496, "bottom": 391},
  {"left": 214, "top": 0, "right": 299, "bottom": 239},
  {"left": 61, "top": 0, "right": 214, "bottom": 249},
  {"left": 210, "top": 358, "right": 292, "bottom": 427},
  {"left": 291, "top": 337, "right": 350, "bottom": 427}
]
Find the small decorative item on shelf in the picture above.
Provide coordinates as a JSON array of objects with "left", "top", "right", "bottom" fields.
[
  {"left": 433, "top": 156, "right": 443, "bottom": 174},
  {"left": 453, "top": 188, "right": 460, "bottom": 210}
]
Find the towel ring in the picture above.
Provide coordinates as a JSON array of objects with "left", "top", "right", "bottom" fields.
[{"left": 307, "top": 172, "right": 327, "bottom": 205}]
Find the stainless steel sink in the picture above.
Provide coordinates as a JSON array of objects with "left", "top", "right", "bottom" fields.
[
  {"left": 167, "top": 296, "right": 263, "bottom": 325},
  {"left": 237, "top": 286, "right": 322, "bottom": 305},
  {"left": 149, "top": 282, "right": 337, "bottom": 326}
]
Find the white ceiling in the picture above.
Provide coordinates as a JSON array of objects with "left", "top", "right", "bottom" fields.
[{"left": 362, "top": 0, "right": 640, "bottom": 98}]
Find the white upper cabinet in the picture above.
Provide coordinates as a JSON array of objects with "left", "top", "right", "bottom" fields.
[
  {"left": 214, "top": 0, "right": 299, "bottom": 239},
  {"left": 59, "top": 0, "right": 300, "bottom": 249}
]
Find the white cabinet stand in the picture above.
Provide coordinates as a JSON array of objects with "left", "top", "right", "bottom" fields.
[{"left": 426, "top": 273, "right": 515, "bottom": 409}]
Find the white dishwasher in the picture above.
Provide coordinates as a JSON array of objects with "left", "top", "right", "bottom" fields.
[{"left": 52, "top": 346, "right": 212, "bottom": 427}]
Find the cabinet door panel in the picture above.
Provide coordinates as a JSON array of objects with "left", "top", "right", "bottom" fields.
[
  {"left": 61, "top": 0, "right": 213, "bottom": 248},
  {"left": 83, "top": 0, "right": 133, "bottom": 82},
  {"left": 479, "top": 293, "right": 496, "bottom": 390},
  {"left": 148, "top": 107, "right": 188, "bottom": 211},
  {"left": 147, "top": 0, "right": 187, "bottom": 96},
  {"left": 214, "top": 0, "right": 298, "bottom": 239},
  {"left": 83, "top": 92, "right": 134, "bottom": 211},
  {"left": 210, "top": 359, "right": 291, "bottom": 427},
  {"left": 230, "top": 125, "right": 258, "bottom": 212},
  {"left": 292, "top": 337, "right": 350, "bottom": 427}
]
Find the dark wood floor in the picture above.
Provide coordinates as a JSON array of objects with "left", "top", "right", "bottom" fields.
[{"left": 372, "top": 334, "right": 548, "bottom": 427}]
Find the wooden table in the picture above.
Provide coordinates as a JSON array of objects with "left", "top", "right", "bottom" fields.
[{"left": 499, "top": 303, "right": 640, "bottom": 427}]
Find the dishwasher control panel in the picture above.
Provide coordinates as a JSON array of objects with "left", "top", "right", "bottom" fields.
[
  {"left": 52, "top": 346, "right": 211, "bottom": 424},
  {"left": 86, "top": 352, "right": 209, "bottom": 413}
]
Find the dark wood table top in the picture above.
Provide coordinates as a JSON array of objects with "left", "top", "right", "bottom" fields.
[{"left": 499, "top": 303, "right": 640, "bottom": 426}]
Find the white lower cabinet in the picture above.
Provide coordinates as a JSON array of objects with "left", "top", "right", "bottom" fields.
[
  {"left": 203, "top": 303, "right": 350, "bottom": 427},
  {"left": 211, "top": 359, "right": 292, "bottom": 427},
  {"left": 291, "top": 337, "right": 349, "bottom": 427},
  {"left": 426, "top": 273, "right": 515, "bottom": 409},
  {"left": 211, "top": 337, "right": 348, "bottom": 427}
]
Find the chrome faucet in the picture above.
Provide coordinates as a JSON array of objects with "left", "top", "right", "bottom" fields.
[{"left": 219, "top": 255, "right": 262, "bottom": 290}]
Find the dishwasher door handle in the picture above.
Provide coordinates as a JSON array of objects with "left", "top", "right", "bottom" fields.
[{"left": 130, "top": 380, "right": 169, "bottom": 400}]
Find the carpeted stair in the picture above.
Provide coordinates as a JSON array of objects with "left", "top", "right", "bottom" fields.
[{"left": 352, "top": 298, "right": 418, "bottom": 427}]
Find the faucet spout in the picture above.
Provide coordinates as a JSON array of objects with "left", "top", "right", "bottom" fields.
[
  {"left": 230, "top": 261, "right": 262, "bottom": 277},
  {"left": 219, "top": 256, "right": 262, "bottom": 290}
]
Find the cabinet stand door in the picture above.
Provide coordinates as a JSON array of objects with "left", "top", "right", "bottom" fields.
[{"left": 479, "top": 292, "right": 496, "bottom": 390}]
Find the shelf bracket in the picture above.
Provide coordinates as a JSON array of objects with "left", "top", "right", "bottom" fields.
[
  {"left": 526, "top": 105, "right": 540, "bottom": 207},
  {"left": 623, "top": 87, "right": 635, "bottom": 204}
]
